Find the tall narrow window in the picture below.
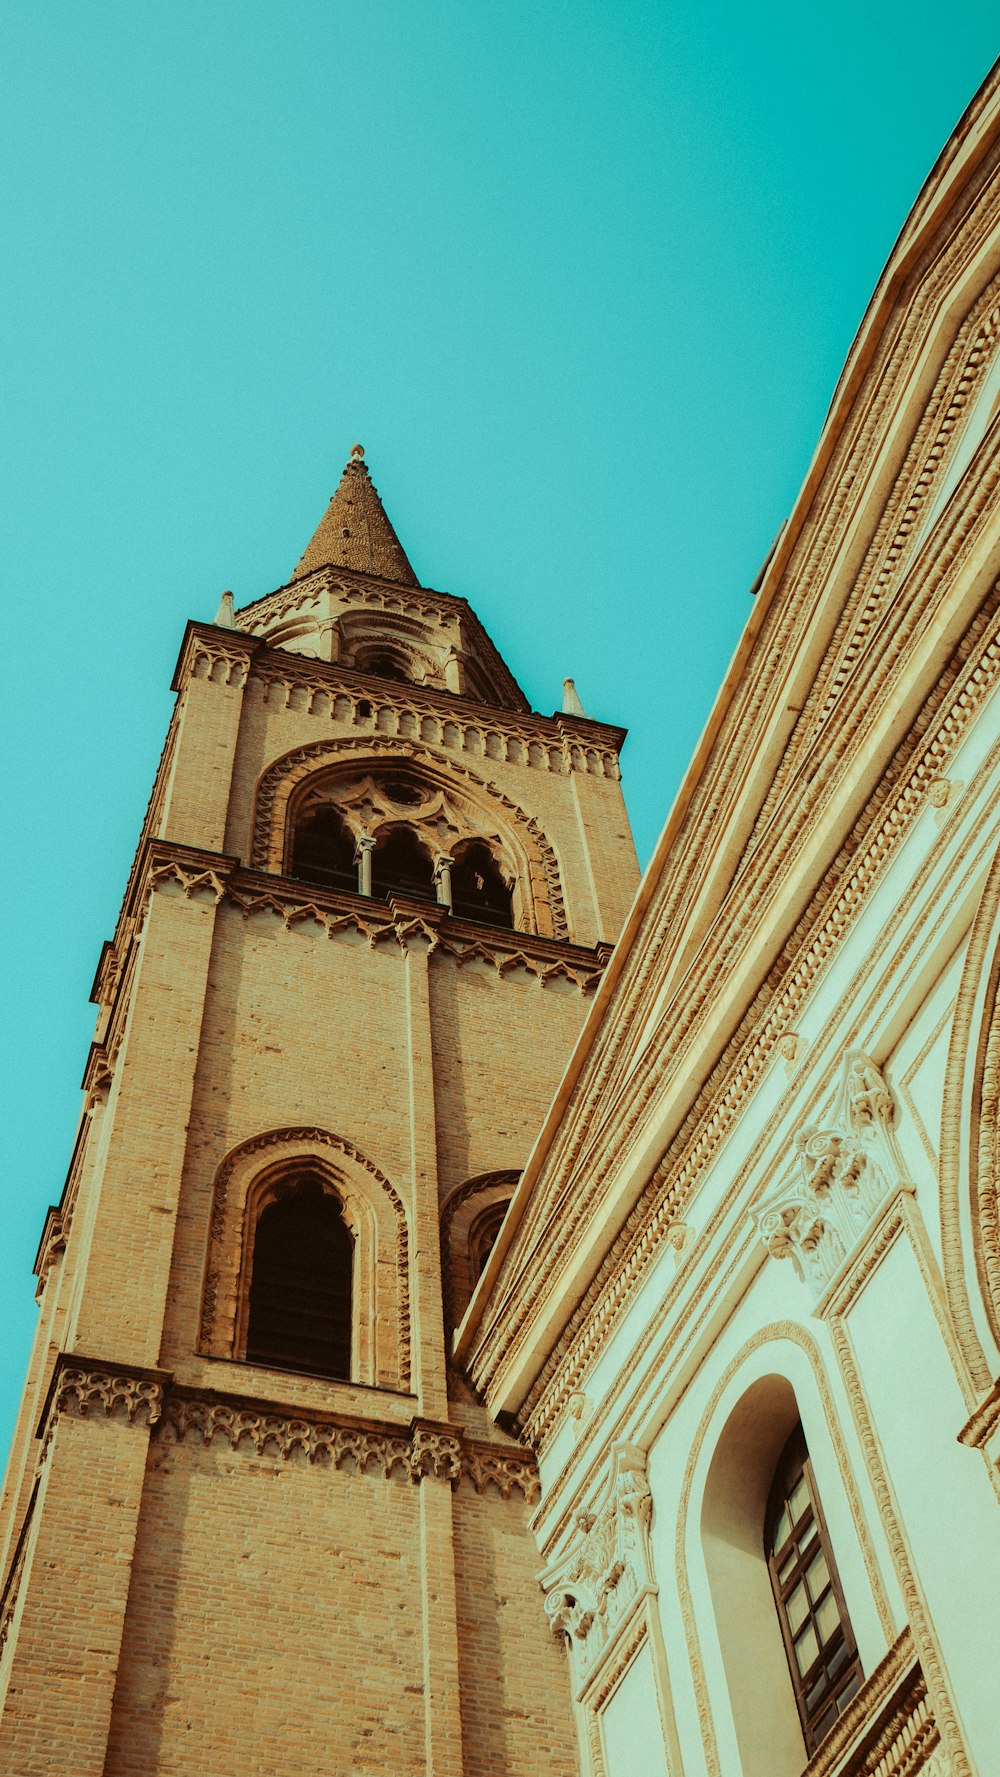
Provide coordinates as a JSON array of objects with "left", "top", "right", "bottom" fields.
[
  {"left": 245, "top": 1176, "right": 353, "bottom": 1379},
  {"left": 291, "top": 806, "right": 359, "bottom": 894},
  {"left": 371, "top": 826, "right": 436, "bottom": 902},
  {"left": 450, "top": 841, "right": 514, "bottom": 928},
  {"left": 765, "top": 1426, "right": 863, "bottom": 1753}
]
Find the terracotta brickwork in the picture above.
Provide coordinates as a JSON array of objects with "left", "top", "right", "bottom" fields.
[{"left": 0, "top": 468, "right": 639, "bottom": 1773}]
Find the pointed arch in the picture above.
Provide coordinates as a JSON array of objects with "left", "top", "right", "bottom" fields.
[
  {"left": 199, "top": 1127, "right": 410, "bottom": 1391},
  {"left": 250, "top": 737, "right": 567, "bottom": 937}
]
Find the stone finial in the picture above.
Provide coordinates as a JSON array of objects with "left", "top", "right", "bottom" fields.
[
  {"left": 214, "top": 591, "right": 236, "bottom": 629},
  {"left": 562, "top": 678, "right": 586, "bottom": 717}
]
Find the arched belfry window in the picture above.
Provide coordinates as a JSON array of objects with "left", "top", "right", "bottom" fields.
[
  {"left": 353, "top": 646, "right": 411, "bottom": 683},
  {"left": 765, "top": 1425, "right": 863, "bottom": 1752},
  {"left": 245, "top": 1175, "right": 353, "bottom": 1380},
  {"left": 291, "top": 806, "right": 359, "bottom": 894},
  {"left": 371, "top": 826, "right": 436, "bottom": 902},
  {"left": 449, "top": 840, "right": 513, "bottom": 929}
]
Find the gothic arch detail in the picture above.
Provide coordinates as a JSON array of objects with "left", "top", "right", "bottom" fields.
[
  {"left": 250, "top": 737, "right": 567, "bottom": 937},
  {"left": 199, "top": 1127, "right": 410, "bottom": 1390},
  {"left": 440, "top": 1171, "right": 520, "bottom": 1336}
]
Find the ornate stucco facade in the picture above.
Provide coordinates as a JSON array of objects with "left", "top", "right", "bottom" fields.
[
  {"left": 2, "top": 60, "right": 1000, "bottom": 1777},
  {"left": 460, "top": 60, "right": 1000, "bottom": 1777}
]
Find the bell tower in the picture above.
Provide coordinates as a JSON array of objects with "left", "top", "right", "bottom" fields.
[{"left": 0, "top": 447, "right": 639, "bottom": 1776}]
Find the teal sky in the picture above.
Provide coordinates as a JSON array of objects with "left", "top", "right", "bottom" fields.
[{"left": 1, "top": 5, "right": 996, "bottom": 1457}]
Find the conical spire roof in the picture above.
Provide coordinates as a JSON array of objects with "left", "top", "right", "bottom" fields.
[{"left": 291, "top": 444, "right": 418, "bottom": 585}]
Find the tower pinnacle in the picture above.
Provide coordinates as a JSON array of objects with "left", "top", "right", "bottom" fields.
[{"left": 291, "top": 445, "right": 418, "bottom": 586}]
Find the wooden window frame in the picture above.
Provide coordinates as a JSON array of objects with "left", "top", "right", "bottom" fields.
[{"left": 765, "top": 1426, "right": 864, "bottom": 1755}]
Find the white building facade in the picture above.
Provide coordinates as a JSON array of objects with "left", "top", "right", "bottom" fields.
[{"left": 460, "top": 63, "right": 1000, "bottom": 1777}]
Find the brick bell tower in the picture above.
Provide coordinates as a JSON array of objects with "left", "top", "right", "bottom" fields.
[{"left": 0, "top": 446, "right": 639, "bottom": 1777}]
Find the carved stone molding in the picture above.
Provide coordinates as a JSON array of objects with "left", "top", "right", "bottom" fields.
[
  {"left": 46, "top": 1357, "right": 168, "bottom": 1434},
  {"left": 462, "top": 1440, "right": 540, "bottom": 1503},
  {"left": 539, "top": 1443, "right": 655, "bottom": 1688},
  {"left": 470, "top": 601, "right": 1000, "bottom": 1421},
  {"left": 753, "top": 1055, "right": 912, "bottom": 1296},
  {"left": 37, "top": 1354, "right": 539, "bottom": 1501},
  {"left": 801, "top": 1632, "right": 941, "bottom": 1777}
]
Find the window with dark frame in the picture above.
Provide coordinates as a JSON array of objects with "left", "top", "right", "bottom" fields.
[
  {"left": 449, "top": 841, "right": 514, "bottom": 929},
  {"left": 245, "top": 1176, "right": 353, "bottom": 1380},
  {"left": 764, "top": 1425, "right": 864, "bottom": 1754},
  {"left": 291, "top": 805, "right": 359, "bottom": 894},
  {"left": 371, "top": 825, "right": 436, "bottom": 902}
]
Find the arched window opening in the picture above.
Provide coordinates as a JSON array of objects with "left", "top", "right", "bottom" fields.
[
  {"left": 450, "top": 841, "right": 514, "bottom": 929},
  {"left": 360, "top": 649, "right": 410, "bottom": 683},
  {"left": 245, "top": 1176, "right": 353, "bottom": 1379},
  {"left": 469, "top": 1200, "right": 509, "bottom": 1279},
  {"left": 371, "top": 825, "right": 436, "bottom": 903},
  {"left": 291, "top": 806, "right": 358, "bottom": 894},
  {"left": 765, "top": 1426, "right": 863, "bottom": 1753}
]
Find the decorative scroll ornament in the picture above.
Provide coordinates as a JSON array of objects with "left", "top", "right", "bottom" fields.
[
  {"left": 538, "top": 1443, "right": 654, "bottom": 1687},
  {"left": 753, "top": 1053, "right": 912, "bottom": 1296}
]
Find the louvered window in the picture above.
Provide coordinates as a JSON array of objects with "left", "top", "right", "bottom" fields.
[{"left": 245, "top": 1177, "right": 353, "bottom": 1380}]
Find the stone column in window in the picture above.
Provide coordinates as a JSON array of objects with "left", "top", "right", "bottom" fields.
[
  {"left": 434, "top": 854, "right": 453, "bottom": 911},
  {"left": 355, "top": 833, "right": 375, "bottom": 896}
]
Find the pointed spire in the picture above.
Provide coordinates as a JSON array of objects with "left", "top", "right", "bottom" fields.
[
  {"left": 291, "top": 444, "right": 418, "bottom": 586},
  {"left": 214, "top": 590, "right": 236, "bottom": 628},
  {"left": 562, "top": 677, "right": 586, "bottom": 717}
]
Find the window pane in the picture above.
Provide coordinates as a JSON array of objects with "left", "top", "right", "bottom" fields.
[
  {"left": 786, "top": 1582, "right": 809, "bottom": 1634},
  {"left": 811, "top": 1697, "right": 840, "bottom": 1743},
  {"left": 772, "top": 1506, "right": 790, "bottom": 1552},
  {"left": 815, "top": 1589, "right": 841, "bottom": 1645},
  {"left": 778, "top": 1547, "right": 797, "bottom": 1582},
  {"left": 788, "top": 1476, "right": 810, "bottom": 1527},
  {"left": 805, "top": 1550, "right": 830, "bottom": 1603},
  {"left": 836, "top": 1670, "right": 862, "bottom": 1714},
  {"left": 794, "top": 1622, "right": 819, "bottom": 1676}
]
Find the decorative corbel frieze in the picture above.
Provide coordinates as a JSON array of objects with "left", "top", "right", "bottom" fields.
[
  {"left": 45, "top": 1357, "right": 169, "bottom": 1438},
  {"left": 410, "top": 1420, "right": 463, "bottom": 1482},
  {"left": 753, "top": 1052, "right": 913, "bottom": 1296},
  {"left": 539, "top": 1442, "right": 655, "bottom": 1689}
]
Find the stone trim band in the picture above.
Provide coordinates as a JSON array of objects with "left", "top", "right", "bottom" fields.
[{"left": 38, "top": 1356, "right": 540, "bottom": 1502}]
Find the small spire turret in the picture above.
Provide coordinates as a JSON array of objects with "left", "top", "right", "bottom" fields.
[{"left": 291, "top": 444, "right": 418, "bottom": 586}]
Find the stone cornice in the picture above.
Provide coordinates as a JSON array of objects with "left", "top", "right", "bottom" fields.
[
  {"left": 127, "top": 840, "right": 610, "bottom": 985},
  {"left": 460, "top": 591, "right": 1000, "bottom": 1410},
  {"left": 35, "top": 1354, "right": 539, "bottom": 1502},
  {"left": 232, "top": 562, "right": 530, "bottom": 712},
  {"left": 172, "top": 619, "right": 626, "bottom": 758}
]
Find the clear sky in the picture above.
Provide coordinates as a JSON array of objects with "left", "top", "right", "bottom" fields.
[{"left": 0, "top": 4, "right": 996, "bottom": 1458}]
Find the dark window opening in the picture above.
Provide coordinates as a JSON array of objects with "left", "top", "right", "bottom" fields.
[
  {"left": 765, "top": 1426, "right": 863, "bottom": 1754},
  {"left": 384, "top": 779, "right": 424, "bottom": 807},
  {"left": 450, "top": 841, "right": 514, "bottom": 929},
  {"left": 291, "top": 807, "right": 358, "bottom": 894},
  {"left": 362, "top": 650, "right": 409, "bottom": 683},
  {"left": 371, "top": 826, "right": 436, "bottom": 903},
  {"left": 246, "top": 1176, "right": 353, "bottom": 1379}
]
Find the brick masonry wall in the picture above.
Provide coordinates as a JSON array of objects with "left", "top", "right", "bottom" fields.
[
  {"left": 0, "top": 614, "right": 638, "bottom": 1774},
  {"left": 102, "top": 1435, "right": 426, "bottom": 1777},
  {"left": 452, "top": 1484, "right": 579, "bottom": 1777}
]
